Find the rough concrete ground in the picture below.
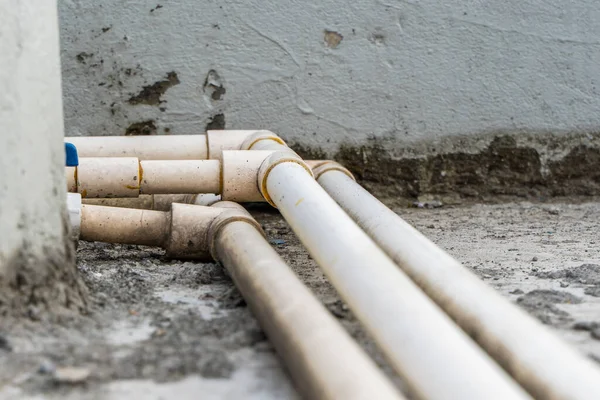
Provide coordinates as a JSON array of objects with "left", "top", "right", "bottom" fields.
[{"left": 1, "top": 200, "right": 600, "bottom": 399}]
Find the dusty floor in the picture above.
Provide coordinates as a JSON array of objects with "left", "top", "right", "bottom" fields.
[{"left": 1, "top": 200, "right": 600, "bottom": 399}]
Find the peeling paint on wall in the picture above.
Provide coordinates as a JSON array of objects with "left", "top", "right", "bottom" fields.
[
  {"left": 125, "top": 120, "right": 158, "bottom": 135},
  {"left": 128, "top": 72, "right": 180, "bottom": 106},
  {"left": 203, "top": 70, "right": 226, "bottom": 102},
  {"left": 324, "top": 30, "right": 343, "bottom": 48},
  {"left": 205, "top": 114, "right": 226, "bottom": 131}
]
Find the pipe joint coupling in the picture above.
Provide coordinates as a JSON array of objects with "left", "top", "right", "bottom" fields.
[
  {"left": 208, "top": 205, "right": 264, "bottom": 260},
  {"left": 258, "top": 151, "right": 314, "bottom": 207},
  {"left": 312, "top": 161, "right": 355, "bottom": 181},
  {"left": 164, "top": 203, "right": 217, "bottom": 260},
  {"left": 241, "top": 130, "right": 286, "bottom": 151}
]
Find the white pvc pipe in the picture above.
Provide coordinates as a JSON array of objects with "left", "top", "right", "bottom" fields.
[
  {"left": 70, "top": 158, "right": 222, "bottom": 198},
  {"left": 318, "top": 169, "right": 600, "bottom": 400},
  {"left": 66, "top": 130, "right": 285, "bottom": 161},
  {"left": 76, "top": 199, "right": 404, "bottom": 398},
  {"left": 80, "top": 204, "right": 169, "bottom": 247},
  {"left": 265, "top": 162, "right": 531, "bottom": 400},
  {"left": 221, "top": 150, "right": 274, "bottom": 202},
  {"left": 65, "top": 135, "right": 208, "bottom": 160},
  {"left": 65, "top": 166, "right": 77, "bottom": 192},
  {"left": 247, "top": 138, "right": 289, "bottom": 152},
  {"left": 206, "top": 130, "right": 259, "bottom": 160},
  {"left": 192, "top": 193, "right": 221, "bottom": 206},
  {"left": 214, "top": 219, "right": 404, "bottom": 400},
  {"left": 77, "top": 157, "right": 140, "bottom": 198},
  {"left": 78, "top": 203, "right": 226, "bottom": 260},
  {"left": 139, "top": 160, "right": 220, "bottom": 194},
  {"left": 82, "top": 195, "right": 158, "bottom": 210},
  {"left": 67, "top": 193, "right": 82, "bottom": 241}
]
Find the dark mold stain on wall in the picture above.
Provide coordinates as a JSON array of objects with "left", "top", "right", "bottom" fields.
[
  {"left": 128, "top": 71, "right": 180, "bottom": 106},
  {"left": 76, "top": 52, "right": 94, "bottom": 64},
  {"left": 205, "top": 114, "right": 226, "bottom": 131},
  {"left": 125, "top": 120, "right": 157, "bottom": 135},
  {"left": 292, "top": 132, "right": 600, "bottom": 204},
  {"left": 548, "top": 145, "right": 600, "bottom": 193}
]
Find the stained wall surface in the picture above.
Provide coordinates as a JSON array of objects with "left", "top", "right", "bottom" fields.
[
  {"left": 59, "top": 1, "right": 600, "bottom": 144},
  {"left": 58, "top": 1, "right": 600, "bottom": 199}
]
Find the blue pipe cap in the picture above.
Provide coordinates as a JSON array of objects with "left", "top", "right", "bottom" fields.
[{"left": 65, "top": 142, "right": 79, "bottom": 167}]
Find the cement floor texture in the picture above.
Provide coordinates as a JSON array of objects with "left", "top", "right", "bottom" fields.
[{"left": 1, "top": 200, "right": 600, "bottom": 399}]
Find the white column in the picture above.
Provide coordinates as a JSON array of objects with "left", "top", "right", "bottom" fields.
[{"left": 0, "top": 0, "right": 84, "bottom": 313}]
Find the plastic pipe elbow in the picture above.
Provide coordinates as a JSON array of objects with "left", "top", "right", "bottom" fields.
[
  {"left": 257, "top": 150, "right": 314, "bottom": 207},
  {"left": 310, "top": 160, "right": 355, "bottom": 181}
]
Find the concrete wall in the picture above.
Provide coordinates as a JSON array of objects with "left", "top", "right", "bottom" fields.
[
  {"left": 0, "top": 0, "right": 85, "bottom": 315},
  {"left": 57, "top": 0, "right": 600, "bottom": 200}
]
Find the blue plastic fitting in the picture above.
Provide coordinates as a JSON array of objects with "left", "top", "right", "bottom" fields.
[{"left": 65, "top": 142, "right": 79, "bottom": 167}]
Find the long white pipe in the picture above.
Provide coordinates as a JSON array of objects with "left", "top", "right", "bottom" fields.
[
  {"left": 76, "top": 200, "right": 404, "bottom": 399},
  {"left": 80, "top": 204, "right": 170, "bottom": 247},
  {"left": 141, "top": 160, "right": 221, "bottom": 194},
  {"left": 317, "top": 168, "right": 600, "bottom": 400},
  {"left": 66, "top": 130, "right": 283, "bottom": 161},
  {"left": 68, "top": 152, "right": 274, "bottom": 202},
  {"left": 213, "top": 218, "right": 404, "bottom": 400},
  {"left": 65, "top": 135, "right": 209, "bottom": 160},
  {"left": 264, "top": 162, "right": 531, "bottom": 400},
  {"left": 80, "top": 194, "right": 221, "bottom": 211},
  {"left": 68, "top": 158, "right": 221, "bottom": 198}
]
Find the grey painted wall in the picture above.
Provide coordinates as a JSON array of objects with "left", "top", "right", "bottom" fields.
[{"left": 58, "top": 0, "right": 600, "bottom": 153}]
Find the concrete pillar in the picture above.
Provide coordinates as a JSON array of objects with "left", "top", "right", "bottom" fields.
[{"left": 0, "top": 0, "right": 86, "bottom": 316}]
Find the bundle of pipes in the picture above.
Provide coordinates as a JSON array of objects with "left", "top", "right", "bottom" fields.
[
  {"left": 65, "top": 131, "right": 303, "bottom": 203},
  {"left": 71, "top": 199, "right": 401, "bottom": 399},
  {"left": 66, "top": 130, "right": 600, "bottom": 400}
]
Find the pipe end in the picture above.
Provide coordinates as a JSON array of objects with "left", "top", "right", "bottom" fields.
[
  {"left": 312, "top": 161, "right": 355, "bottom": 181},
  {"left": 258, "top": 151, "right": 314, "bottom": 207}
]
